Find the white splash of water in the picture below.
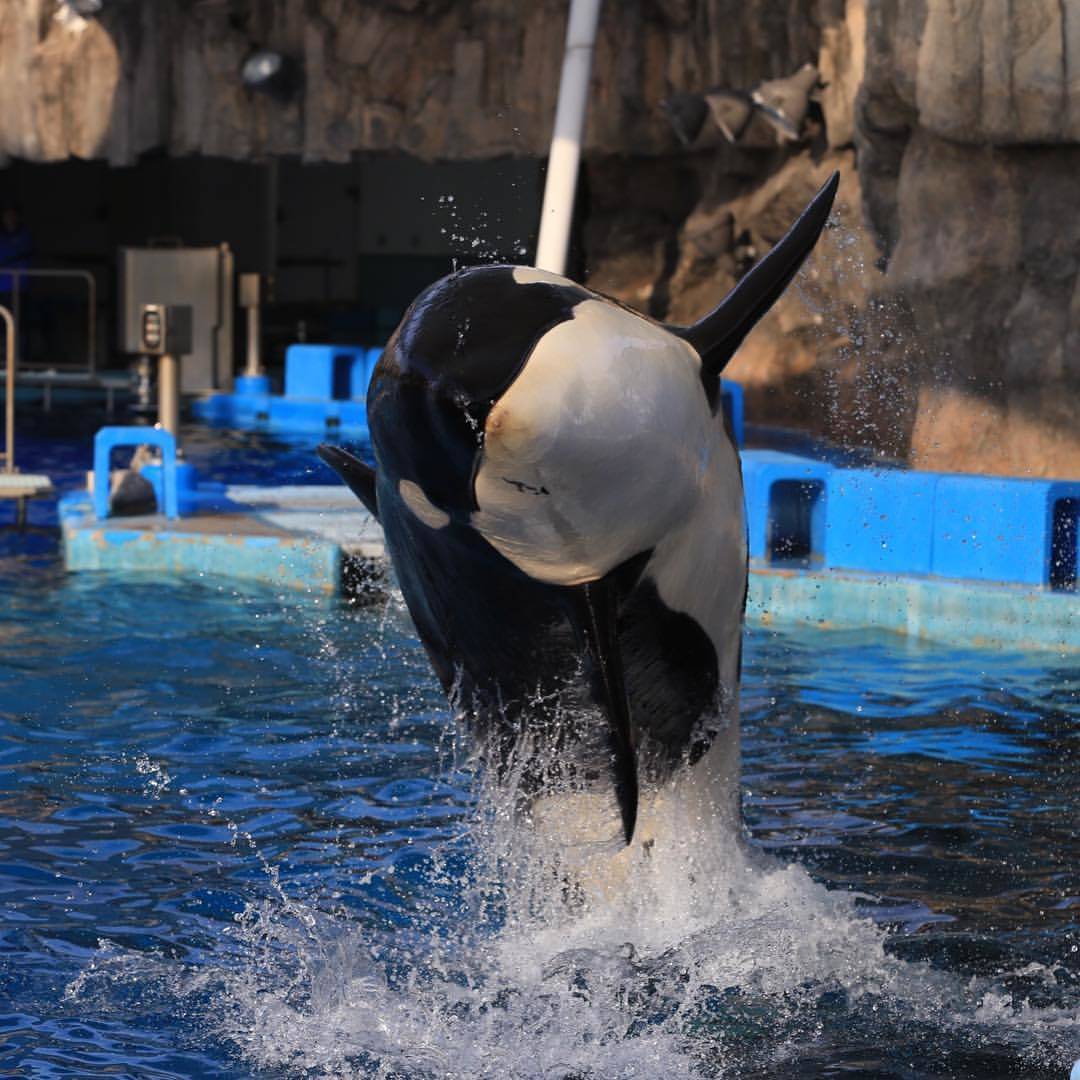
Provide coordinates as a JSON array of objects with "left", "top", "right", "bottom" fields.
[{"left": 67, "top": 705, "right": 1079, "bottom": 1077}]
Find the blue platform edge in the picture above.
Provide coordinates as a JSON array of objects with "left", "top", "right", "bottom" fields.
[
  {"left": 747, "top": 568, "right": 1077, "bottom": 653},
  {"left": 59, "top": 491, "right": 341, "bottom": 594},
  {"left": 59, "top": 442, "right": 1078, "bottom": 651}
]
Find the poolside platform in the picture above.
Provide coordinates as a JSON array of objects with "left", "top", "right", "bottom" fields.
[
  {"left": 59, "top": 485, "right": 382, "bottom": 596},
  {"left": 192, "top": 345, "right": 380, "bottom": 438},
  {"left": 59, "top": 472, "right": 1078, "bottom": 652}
]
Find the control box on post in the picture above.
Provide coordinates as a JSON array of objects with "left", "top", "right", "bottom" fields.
[
  {"left": 139, "top": 303, "right": 192, "bottom": 437},
  {"left": 138, "top": 304, "right": 193, "bottom": 357},
  {"left": 119, "top": 244, "right": 234, "bottom": 393}
]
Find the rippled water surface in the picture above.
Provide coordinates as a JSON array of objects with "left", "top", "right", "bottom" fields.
[{"left": 0, "top": 413, "right": 1077, "bottom": 1078}]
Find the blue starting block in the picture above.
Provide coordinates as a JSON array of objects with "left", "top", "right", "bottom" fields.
[
  {"left": 93, "top": 427, "right": 180, "bottom": 520},
  {"left": 92, "top": 426, "right": 234, "bottom": 521}
]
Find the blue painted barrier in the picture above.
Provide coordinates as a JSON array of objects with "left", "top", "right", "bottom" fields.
[
  {"left": 740, "top": 450, "right": 833, "bottom": 564},
  {"left": 824, "top": 468, "right": 938, "bottom": 575},
  {"left": 932, "top": 476, "right": 1080, "bottom": 588},
  {"left": 193, "top": 344, "right": 383, "bottom": 438},
  {"left": 740, "top": 450, "right": 1080, "bottom": 593},
  {"left": 93, "top": 426, "right": 179, "bottom": 520}
]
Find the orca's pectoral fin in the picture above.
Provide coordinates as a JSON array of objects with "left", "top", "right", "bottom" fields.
[
  {"left": 317, "top": 444, "right": 379, "bottom": 520},
  {"left": 574, "top": 577, "right": 639, "bottom": 845},
  {"left": 674, "top": 170, "right": 839, "bottom": 404}
]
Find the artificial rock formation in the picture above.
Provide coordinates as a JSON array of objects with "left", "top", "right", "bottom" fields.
[
  {"left": 1, "top": 0, "right": 799, "bottom": 165},
  {"left": 0, "top": 0, "right": 1077, "bottom": 477},
  {"left": 856, "top": 0, "right": 1080, "bottom": 477}
]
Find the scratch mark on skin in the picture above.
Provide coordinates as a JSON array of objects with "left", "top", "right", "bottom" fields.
[{"left": 502, "top": 477, "right": 550, "bottom": 496}]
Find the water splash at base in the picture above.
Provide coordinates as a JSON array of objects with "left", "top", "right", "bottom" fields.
[{"left": 66, "top": 778, "right": 1078, "bottom": 1080}]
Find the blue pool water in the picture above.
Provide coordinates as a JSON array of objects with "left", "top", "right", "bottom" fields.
[{"left": 0, "top": 408, "right": 1077, "bottom": 1077}]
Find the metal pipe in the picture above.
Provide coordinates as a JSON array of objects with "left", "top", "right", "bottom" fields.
[
  {"left": 246, "top": 304, "right": 262, "bottom": 377},
  {"left": 534, "top": 0, "right": 603, "bottom": 276},
  {"left": 239, "top": 273, "right": 263, "bottom": 378},
  {"left": 0, "top": 304, "right": 13, "bottom": 473},
  {"left": 158, "top": 353, "right": 180, "bottom": 436}
]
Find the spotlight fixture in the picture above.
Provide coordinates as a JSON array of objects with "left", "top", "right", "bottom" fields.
[{"left": 241, "top": 50, "right": 303, "bottom": 104}]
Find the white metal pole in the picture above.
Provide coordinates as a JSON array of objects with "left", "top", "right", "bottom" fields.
[{"left": 535, "top": 0, "right": 602, "bottom": 276}]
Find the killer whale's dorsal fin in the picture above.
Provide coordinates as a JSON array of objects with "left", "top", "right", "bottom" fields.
[
  {"left": 318, "top": 444, "right": 379, "bottom": 520},
  {"left": 674, "top": 171, "right": 839, "bottom": 405}
]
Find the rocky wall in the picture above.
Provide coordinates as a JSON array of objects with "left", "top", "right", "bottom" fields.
[
  {"left": 0, "top": 0, "right": 822, "bottom": 165},
  {"left": 587, "top": 0, "right": 1080, "bottom": 478},
  {"left": 0, "top": 0, "right": 1078, "bottom": 477},
  {"left": 855, "top": 0, "right": 1080, "bottom": 477}
]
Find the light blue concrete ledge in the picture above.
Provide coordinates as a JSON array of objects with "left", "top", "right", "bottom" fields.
[
  {"left": 59, "top": 489, "right": 352, "bottom": 595},
  {"left": 62, "top": 518, "right": 340, "bottom": 593},
  {"left": 748, "top": 566, "right": 1078, "bottom": 653}
]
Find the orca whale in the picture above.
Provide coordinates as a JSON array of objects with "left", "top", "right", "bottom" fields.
[{"left": 320, "top": 173, "right": 838, "bottom": 850}]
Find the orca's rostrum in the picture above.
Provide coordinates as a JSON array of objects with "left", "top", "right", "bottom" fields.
[{"left": 321, "top": 173, "right": 839, "bottom": 850}]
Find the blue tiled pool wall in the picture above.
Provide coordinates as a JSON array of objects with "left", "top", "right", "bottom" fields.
[{"left": 742, "top": 450, "right": 1080, "bottom": 591}]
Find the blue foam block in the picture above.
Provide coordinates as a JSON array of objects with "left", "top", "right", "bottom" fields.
[
  {"left": 824, "top": 468, "right": 938, "bottom": 575},
  {"left": 740, "top": 451, "right": 834, "bottom": 563},
  {"left": 284, "top": 344, "right": 369, "bottom": 401}
]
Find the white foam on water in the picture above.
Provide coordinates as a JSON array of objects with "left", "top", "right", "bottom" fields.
[
  {"left": 64, "top": 818, "right": 1079, "bottom": 1079},
  {"left": 64, "top": 701, "right": 1079, "bottom": 1078}
]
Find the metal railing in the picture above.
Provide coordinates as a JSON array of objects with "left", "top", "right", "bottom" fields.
[
  {"left": 0, "top": 267, "right": 97, "bottom": 374},
  {"left": 1, "top": 304, "right": 13, "bottom": 473}
]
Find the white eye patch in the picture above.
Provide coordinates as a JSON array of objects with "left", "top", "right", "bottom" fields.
[{"left": 399, "top": 479, "right": 450, "bottom": 530}]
